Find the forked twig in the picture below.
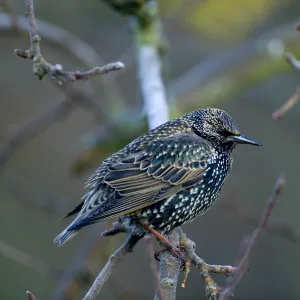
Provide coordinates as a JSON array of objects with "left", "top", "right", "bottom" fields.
[{"left": 15, "top": 0, "right": 124, "bottom": 84}]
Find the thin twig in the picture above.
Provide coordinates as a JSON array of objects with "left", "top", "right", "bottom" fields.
[
  {"left": 178, "top": 229, "right": 235, "bottom": 300},
  {"left": 0, "top": 82, "right": 119, "bottom": 167},
  {"left": 82, "top": 234, "right": 141, "bottom": 300},
  {"left": 154, "top": 228, "right": 181, "bottom": 300},
  {"left": 272, "top": 89, "right": 300, "bottom": 120},
  {"left": 0, "top": 0, "right": 23, "bottom": 36},
  {"left": 0, "top": 100, "right": 73, "bottom": 167},
  {"left": 223, "top": 199, "right": 300, "bottom": 244},
  {"left": 52, "top": 228, "right": 101, "bottom": 300},
  {"left": 15, "top": 0, "right": 124, "bottom": 83},
  {"left": 26, "top": 291, "right": 37, "bottom": 300},
  {"left": 219, "top": 175, "right": 286, "bottom": 300}
]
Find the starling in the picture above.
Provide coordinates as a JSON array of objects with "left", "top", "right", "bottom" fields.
[{"left": 54, "top": 108, "right": 262, "bottom": 246}]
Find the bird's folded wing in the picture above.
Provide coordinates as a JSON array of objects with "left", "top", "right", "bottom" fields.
[{"left": 79, "top": 133, "right": 212, "bottom": 222}]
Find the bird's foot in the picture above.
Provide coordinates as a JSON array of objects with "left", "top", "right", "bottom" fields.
[
  {"left": 154, "top": 246, "right": 186, "bottom": 270},
  {"left": 143, "top": 224, "right": 186, "bottom": 268}
]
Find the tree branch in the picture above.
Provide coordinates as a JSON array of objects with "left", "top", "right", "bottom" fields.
[
  {"left": 26, "top": 291, "right": 37, "bottom": 300},
  {"left": 153, "top": 228, "right": 182, "bottom": 300},
  {"left": 132, "top": 0, "right": 169, "bottom": 129},
  {"left": 0, "top": 100, "right": 73, "bottom": 167},
  {"left": 0, "top": 6, "right": 127, "bottom": 167},
  {"left": 52, "top": 228, "right": 104, "bottom": 300},
  {"left": 15, "top": 0, "right": 124, "bottom": 83},
  {"left": 272, "top": 90, "right": 300, "bottom": 120},
  {"left": 82, "top": 234, "right": 141, "bottom": 300},
  {"left": 219, "top": 175, "right": 286, "bottom": 300},
  {"left": 273, "top": 23, "right": 300, "bottom": 119}
]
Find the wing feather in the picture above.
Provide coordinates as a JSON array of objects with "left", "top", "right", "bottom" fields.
[{"left": 74, "top": 133, "right": 213, "bottom": 226}]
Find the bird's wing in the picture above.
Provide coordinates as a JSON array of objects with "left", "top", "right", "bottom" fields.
[{"left": 74, "top": 133, "right": 213, "bottom": 225}]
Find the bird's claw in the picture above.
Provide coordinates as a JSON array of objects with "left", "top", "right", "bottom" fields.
[{"left": 154, "top": 246, "right": 186, "bottom": 270}]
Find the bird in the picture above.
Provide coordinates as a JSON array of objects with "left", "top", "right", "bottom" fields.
[{"left": 53, "top": 108, "right": 262, "bottom": 248}]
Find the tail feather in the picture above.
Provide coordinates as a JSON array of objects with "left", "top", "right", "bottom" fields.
[
  {"left": 53, "top": 228, "right": 79, "bottom": 246},
  {"left": 62, "top": 201, "right": 84, "bottom": 220}
]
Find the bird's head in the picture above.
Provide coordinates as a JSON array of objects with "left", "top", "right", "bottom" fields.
[{"left": 187, "top": 108, "right": 262, "bottom": 151}]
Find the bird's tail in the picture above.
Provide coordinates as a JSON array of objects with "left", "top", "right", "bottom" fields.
[{"left": 53, "top": 227, "right": 79, "bottom": 246}]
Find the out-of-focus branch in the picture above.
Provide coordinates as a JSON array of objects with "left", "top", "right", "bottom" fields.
[
  {"left": 6, "top": 177, "right": 72, "bottom": 215},
  {"left": 284, "top": 52, "right": 300, "bottom": 70},
  {"left": 0, "top": 84, "right": 119, "bottom": 167},
  {"left": 132, "top": 1, "right": 168, "bottom": 129},
  {"left": 26, "top": 291, "right": 37, "bottom": 300},
  {"left": 0, "top": 8, "right": 127, "bottom": 167},
  {"left": 52, "top": 227, "right": 101, "bottom": 300},
  {"left": 0, "top": 10, "right": 127, "bottom": 114},
  {"left": 273, "top": 24, "right": 300, "bottom": 120},
  {"left": 0, "top": 239, "right": 62, "bottom": 277},
  {"left": 132, "top": 0, "right": 169, "bottom": 129},
  {"left": 272, "top": 90, "right": 300, "bottom": 120},
  {"left": 0, "top": 100, "right": 73, "bottom": 167},
  {"left": 223, "top": 198, "right": 300, "bottom": 244},
  {"left": 219, "top": 175, "right": 286, "bottom": 300},
  {"left": 82, "top": 231, "right": 141, "bottom": 300},
  {"left": 0, "top": 0, "right": 23, "bottom": 36},
  {"left": 103, "top": 0, "right": 168, "bottom": 129},
  {"left": 53, "top": 223, "right": 143, "bottom": 300},
  {"left": 15, "top": 0, "right": 124, "bottom": 83}
]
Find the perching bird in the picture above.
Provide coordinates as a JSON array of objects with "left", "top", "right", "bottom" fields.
[{"left": 54, "top": 108, "right": 262, "bottom": 246}]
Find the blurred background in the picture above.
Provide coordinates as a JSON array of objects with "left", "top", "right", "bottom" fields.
[{"left": 1, "top": 0, "right": 300, "bottom": 299}]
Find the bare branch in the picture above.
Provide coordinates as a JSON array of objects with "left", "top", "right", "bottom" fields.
[
  {"left": 26, "top": 291, "right": 37, "bottom": 300},
  {"left": 52, "top": 227, "right": 101, "bottom": 300},
  {"left": 82, "top": 234, "right": 141, "bottom": 300},
  {"left": 219, "top": 175, "right": 286, "bottom": 300},
  {"left": 272, "top": 88, "right": 300, "bottom": 120},
  {"left": 179, "top": 230, "right": 235, "bottom": 300},
  {"left": 132, "top": 1, "right": 169, "bottom": 129},
  {"left": 102, "top": 221, "right": 127, "bottom": 236},
  {"left": 15, "top": 0, "right": 124, "bottom": 83},
  {"left": 0, "top": 0, "right": 24, "bottom": 36},
  {"left": 0, "top": 100, "right": 72, "bottom": 167},
  {"left": 153, "top": 228, "right": 236, "bottom": 300},
  {"left": 154, "top": 228, "right": 181, "bottom": 300},
  {"left": 284, "top": 52, "right": 300, "bottom": 70}
]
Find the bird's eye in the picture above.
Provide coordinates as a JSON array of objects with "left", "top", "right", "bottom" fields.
[{"left": 217, "top": 129, "right": 232, "bottom": 137}]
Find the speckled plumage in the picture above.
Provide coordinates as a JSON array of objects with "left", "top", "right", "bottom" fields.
[{"left": 54, "top": 108, "right": 262, "bottom": 245}]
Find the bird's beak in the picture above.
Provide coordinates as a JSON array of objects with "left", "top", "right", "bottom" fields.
[{"left": 229, "top": 134, "right": 263, "bottom": 146}]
